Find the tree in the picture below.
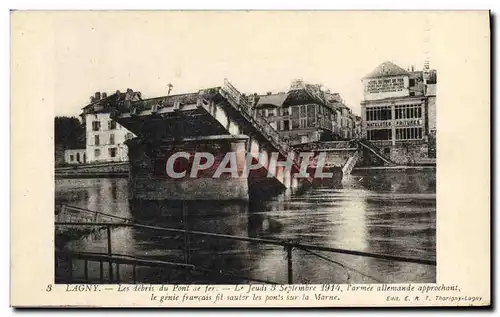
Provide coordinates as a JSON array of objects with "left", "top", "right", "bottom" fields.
[{"left": 54, "top": 116, "right": 85, "bottom": 149}]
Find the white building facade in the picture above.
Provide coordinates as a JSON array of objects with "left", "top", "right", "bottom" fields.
[
  {"left": 85, "top": 112, "right": 135, "bottom": 163},
  {"left": 64, "top": 149, "right": 86, "bottom": 164},
  {"left": 360, "top": 61, "right": 437, "bottom": 164}
]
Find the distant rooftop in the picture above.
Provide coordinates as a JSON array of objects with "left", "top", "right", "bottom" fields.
[
  {"left": 363, "top": 61, "right": 410, "bottom": 79},
  {"left": 256, "top": 93, "right": 287, "bottom": 108}
]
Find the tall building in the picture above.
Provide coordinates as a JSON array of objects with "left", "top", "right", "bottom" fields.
[
  {"left": 81, "top": 91, "right": 138, "bottom": 163},
  {"left": 360, "top": 61, "right": 437, "bottom": 163},
  {"left": 248, "top": 80, "right": 360, "bottom": 145}
]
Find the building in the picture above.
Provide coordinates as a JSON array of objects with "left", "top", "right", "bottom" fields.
[
  {"left": 247, "top": 80, "right": 360, "bottom": 145},
  {"left": 354, "top": 116, "right": 363, "bottom": 139},
  {"left": 64, "top": 149, "right": 86, "bottom": 164},
  {"left": 360, "top": 61, "right": 437, "bottom": 164},
  {"left": 81, "top": 91, "right": 138, "bottom": 163}
]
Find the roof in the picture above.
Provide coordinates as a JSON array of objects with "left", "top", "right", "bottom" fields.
[
  {"left": 363, "top": 61, "right": 410, "bottom": 79},
  {"left": 282, "top": 88, "right": 326, "bottom": 107},
  {"left": 81, "top": 92, "right": 121, "bottom": 110},
  {"left": 255, "top": 93, "right": 287, "bottom": 108}
]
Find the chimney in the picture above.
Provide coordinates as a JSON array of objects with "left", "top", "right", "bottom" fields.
[
  {"left": 102, "top": 92, "right": 107, "bottom": 99},
  {"left": 424, "top": 58, "right": 430, "bottom": 70},
  {"left": 90, "top": 96, "right": 95, "bottom": 103},
  {"left": 95, "top": 92, "right": 101, "bottom": 100}
]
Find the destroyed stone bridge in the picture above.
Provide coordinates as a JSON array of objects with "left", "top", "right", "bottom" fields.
[{"left": 84, "top": 79, "right": 394, "bottom": 201}]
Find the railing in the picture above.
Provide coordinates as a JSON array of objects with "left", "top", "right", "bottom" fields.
[
  {"left": 134, "top": 93, "right": 200, "bottom": 112},
  {"left": 342, "top": 148, "right": 362, "bottom": 176},
  {"left": 293, "top": 141, "right": 355, "bottom": 152},
  {"left": 357, "top": 139, "right": 396, "bottom": 166},
  {"left": 56, "top": 205, "right": 134, "bottom": 224},
  {"left": 55, "top": 250, "right": 277, "bottom": 284},
  {"left": 219, "top": 79, "right": 306, "bottom": 175},
  {"left": 55, "top": 207, "right": 436, "bottom": 284}
]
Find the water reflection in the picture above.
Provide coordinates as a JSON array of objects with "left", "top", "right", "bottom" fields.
[{"left": 55, "top": 170, "right": 436, "bottom": 284}]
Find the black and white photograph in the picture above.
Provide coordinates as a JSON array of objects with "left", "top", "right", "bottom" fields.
[
  {"left": 9, "top": 9, "right": 490, "bottom": 308},
  {"left": 53, "top": 11, "right": 437, "bottom": 286}
]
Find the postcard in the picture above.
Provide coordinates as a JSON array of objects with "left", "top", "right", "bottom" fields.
[{"left": 10, "top": 10, "right": 490, "bottom": 307}]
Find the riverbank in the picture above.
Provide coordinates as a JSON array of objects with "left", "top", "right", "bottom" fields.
[
  {"left": 352, "top": 165, "right": 436, "bottom": 173},
  {"left": 55, "top": 161, "right": 129, "bottom": 179},
  {"left": 55, "top": 172, "right": 128, "bottom": 179},
  {"left": 54, "top": 161, "right": 436, "bottom": 179}
]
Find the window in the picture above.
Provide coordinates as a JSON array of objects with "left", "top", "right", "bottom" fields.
[
  {"left": 283, "top": 108, "right": 290, "bottom": 116},
  {"left": 109, "top": 148, "right": 117, "bottom": 158},
  {"left": 276, "top": 121, "right": 282, "bottom": 131},
  {"left": 366, "top": 106, "right": 391, "bottom": 121},
  {"left": 396, "top": 128, "right": 423, "bottom": 140},
  {"left": 367, "top": 129, "right": 392, "bottom": 141},
  {"left": 92, "top": 121, "right": 100, "bottom": 131},
  {"left": 395, "top": 105, "right": 422, "bottom": 119},
  {"left": 76, "top": 153, "right": 80, "bottom": 162},
  {"left": 299, "top": 118, "right": 307, "bottom": 129},
  {"left": 70, "top": 155, "right": 74, "bottom": 162},
  {"left": 94, "top": 149, "right": 101, "bottom": 158},
  {"left": 409, "top": 79, "right": 415, "bottom": 87},
  {"left": 299, "top": 105, "right": 307, "bottom": 116},
  {"left": 285, "top": 120, "right": 290, "bottom": 130},
  {"left": 109, "top": 134, "right": 115, "bottom": 145},
  {"left": 94, "top": 135, "right": 100, "bottom": 146},
  {"left": 108, "top": 120, "right": 117, "bottom": 130}
]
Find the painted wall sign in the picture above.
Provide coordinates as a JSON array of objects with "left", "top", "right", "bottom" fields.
[{"left": 363, "top": 76, "right": 409, "bottom": 101}]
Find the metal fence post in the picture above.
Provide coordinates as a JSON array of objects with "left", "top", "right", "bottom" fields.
[
  {"left": 182, "top": 202, "right": 190, "bottom": 264},
  {"left": 286, "top": 244, "right": 293, "bottom": 284},
  {"left": 107, "top": 225, "right": 113, "bottom": 282},
  {"left": 84, "top": 259, "right": 89, "bottom": 282}
]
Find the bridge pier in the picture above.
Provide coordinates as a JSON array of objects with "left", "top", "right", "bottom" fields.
[
  {"left": 127, "top": 135, "right": 250, "bottom": 201},
  {"left": 126, "top": 134, "right": 305, "bottom": 202}
]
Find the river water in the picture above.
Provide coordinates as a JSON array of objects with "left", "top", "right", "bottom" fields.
[{"left": 55, "top": 169, "right": 436, "bottom": 284}]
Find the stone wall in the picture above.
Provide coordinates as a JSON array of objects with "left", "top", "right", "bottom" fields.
[
  {"left": 127, "top": 136, "right": 250, "bottom": 201},
  {"left": 388, "top": 142, "right": 429, "bottom": 165},
  {"left": 55, "top": 161, "right": 129, "bottom": 175}
]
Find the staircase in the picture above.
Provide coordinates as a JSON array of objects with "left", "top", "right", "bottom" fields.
[
  {"left": 356, "top": 139, "right": 396, "bottom": 166},
  {"left": 342, "top": 148, "right": 362, "bottom": 176},
  {"left": 201, "top": 79, "right": 310, "bottom": 181}
]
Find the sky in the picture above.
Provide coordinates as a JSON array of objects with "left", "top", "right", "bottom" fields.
[{"left": 43, "top": 11, "right": 437, "bottom": 117}]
